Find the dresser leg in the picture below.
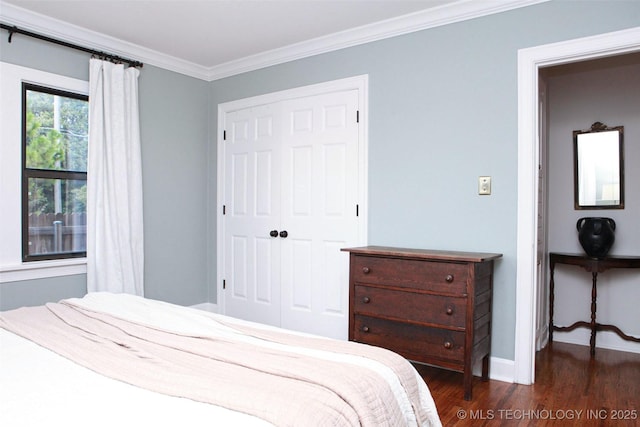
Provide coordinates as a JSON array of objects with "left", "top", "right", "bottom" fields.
[{"left": 463, "top": 371, "right": 472, "bottom": 401}]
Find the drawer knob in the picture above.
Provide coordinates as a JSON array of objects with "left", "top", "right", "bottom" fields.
[
  {"left": 363, "top": 296, "right": 371, "bottom": 304},
  {"left": 445, "top": 274, "right": 454, "bottom": 283},
  {"left": 362, "top": 267, "right": 370, "bottom": 274},
  {"left": 445, "top": 306, "right": 454, "bottom": 315},
  {"left": 362, "top": 326, "right": 370, "bottom": 333},
  {"left": 443, "top": 341, "right": 452, "bottom": 349}
]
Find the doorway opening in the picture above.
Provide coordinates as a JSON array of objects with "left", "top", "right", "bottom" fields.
[{"left": 515, "top": 27, "right": 640, "bottom": 385}]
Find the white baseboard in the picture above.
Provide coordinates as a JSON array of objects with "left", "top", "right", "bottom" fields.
[
  {"left": 190, "top": 302, "right": 219, "bottom": 313},
  {"left": 471, "top": 333, "right": 640, "bottom": 386},
  {"left": 552, "top": 329, "right": 640, "bottom": 354},
  {"left": 472, "top": 356, "right": 515, "bottom": 383}
]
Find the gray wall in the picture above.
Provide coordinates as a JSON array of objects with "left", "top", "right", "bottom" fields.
[
  {"left": 138, "top": 66, "right": 210, "bottom": 306},
  {"left": 0, "top": 36, "right": 211, "bottom": 310},
  {"left": 546, "top": 56, "right": 640, "bottom": 351},
  {"left": 208, "top": 0, "right": 640, "bottom": 361},
  {"left": 2, "top": 0, "right": 639, "bottom": 360}
]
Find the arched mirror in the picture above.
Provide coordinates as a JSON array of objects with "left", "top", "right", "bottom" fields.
[{"left": 573, "top": 122, "right": 624, "bottom": 209}]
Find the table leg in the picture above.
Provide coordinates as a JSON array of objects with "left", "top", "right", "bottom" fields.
[
  {"left": 590, "top": 272, "right": 598, "bottom": 356},
  {"left": 549, "top": 262, "right": 555, "bottom": 343}
]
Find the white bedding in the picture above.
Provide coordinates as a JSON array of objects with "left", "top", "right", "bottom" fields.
[{"left": 0, "top": 293, "right": 441, "bottom": 426}]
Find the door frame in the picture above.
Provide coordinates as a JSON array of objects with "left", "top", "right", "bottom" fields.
[
  {"left": 216, "top": 75, "right": 369, "bottom": 314},
  {"left": 515, "top": 27, "right": 640, "bottom": 385}
]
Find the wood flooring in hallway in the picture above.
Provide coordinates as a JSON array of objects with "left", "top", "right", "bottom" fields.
[{"left": 416, "top": 342, "right": 640, "bottom": 426}]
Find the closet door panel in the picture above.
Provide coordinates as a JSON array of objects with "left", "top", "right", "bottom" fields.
[
  {"left": 280, "top": 90, "right": 359, "bottom": 339},
  {"left": 322, "top": 240, "right": 347, "bottom": 314},
  {"left": 224, "top": 104, "right": 282, "bottom": 327},
  {"left": 291, "top": 145, "right": 313, "bottom": 215},
  {"left": 290, "top": 239, "right": 313, "bottom": 310}
]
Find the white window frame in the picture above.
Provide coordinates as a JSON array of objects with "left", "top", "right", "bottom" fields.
[{"left": 0, "top": 62, "right": 89, "bottom": 282}]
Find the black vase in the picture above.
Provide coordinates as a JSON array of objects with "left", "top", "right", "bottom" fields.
[{"left": 576, "top": 217, "right": 616, "bottom": 259}]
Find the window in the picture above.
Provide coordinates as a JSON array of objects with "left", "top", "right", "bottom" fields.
[
  {"left": 22, "top": 83, "right": 88, "bottom": 261},
  {"left": 1, "top": 62, "right": 89, "bottom": 281}
]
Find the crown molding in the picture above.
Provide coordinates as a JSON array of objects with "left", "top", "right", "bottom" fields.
[
  {"left": 0, "top": 1, "right": 211, "bottom": 80},
  {"left": 207, "top": 0, "right": 549, "bottom": 80},
  {"left": 1, "top": 0, "right": 549, "bottom": 82}
]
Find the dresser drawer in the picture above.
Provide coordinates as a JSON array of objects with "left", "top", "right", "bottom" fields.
[
  {"left": 353, "top": 315, "right": 465, "bottom": 365},
  {"left": 352, "top": 255, "right": 468, "bottom": 295},
  {"left": 353, "top": 285, "right": 466, "bottom": 328}
]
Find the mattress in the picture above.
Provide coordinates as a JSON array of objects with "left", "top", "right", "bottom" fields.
[{"left": 0, "top": 292, "right": 441, "bottom": 426}]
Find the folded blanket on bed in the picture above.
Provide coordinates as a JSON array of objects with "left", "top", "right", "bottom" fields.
[{"left": 1, "top": 296, "right": 440, "bottom": 427}]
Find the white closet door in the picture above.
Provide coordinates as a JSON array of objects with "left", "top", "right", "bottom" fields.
[
  {"left": 222, "top": 89, "right": 360, "bottom": 339},
  {"left": 279, "top": 90, "right": 359, "bottom": 339},
  {"left": 223, "top": 103, "right": 282, "bottom": 327}
]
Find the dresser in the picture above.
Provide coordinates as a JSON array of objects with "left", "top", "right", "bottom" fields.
[{"left": 341, "top": 246, "right": 502, "bottom": 400}]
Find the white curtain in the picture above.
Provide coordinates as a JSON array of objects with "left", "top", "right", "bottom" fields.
[{"left": 87, "top": 59, "right": 144, "bottom": 296}]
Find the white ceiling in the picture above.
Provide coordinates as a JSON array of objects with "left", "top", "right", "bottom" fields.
[{"left": 0, "top": 0, "right": 546, "bottom": 80}]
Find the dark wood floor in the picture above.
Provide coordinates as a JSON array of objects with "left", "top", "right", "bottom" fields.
[{"left": 416, "top": 342, "right": 640, "bottom": 426}]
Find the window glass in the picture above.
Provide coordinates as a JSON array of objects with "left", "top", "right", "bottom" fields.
[
  {"left": 23, "top": 84, "right": 88, "bottom": 261},
  {"left": 25, "top": 87, "right": 88, "bottom": 172}
]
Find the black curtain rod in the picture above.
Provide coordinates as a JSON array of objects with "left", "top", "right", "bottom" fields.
[{"left": 1, "top": 23, "right": 143, "bottom": 68}]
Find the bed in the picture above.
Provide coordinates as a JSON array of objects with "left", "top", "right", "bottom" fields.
[{"left": 1, "top": 292, "right": 441, "bottom": 426}]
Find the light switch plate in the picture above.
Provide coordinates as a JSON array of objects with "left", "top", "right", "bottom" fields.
[{"left": 479, "top": 176, "right": 491, "bottom": 195}]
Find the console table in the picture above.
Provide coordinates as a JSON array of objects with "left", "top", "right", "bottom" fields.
[{"left": 549, "top": 252, "right": 640, "bottom": 356}]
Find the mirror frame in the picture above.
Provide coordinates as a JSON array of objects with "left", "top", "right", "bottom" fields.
[{"left": 573, "top": 122, "right": 624, "bottom": 210}]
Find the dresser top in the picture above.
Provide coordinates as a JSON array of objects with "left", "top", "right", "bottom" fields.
[{"left": 341, "top": 246, "right": 503, "bottom": 263}]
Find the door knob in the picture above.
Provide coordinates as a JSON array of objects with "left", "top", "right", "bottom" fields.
[
  {"left": 279, "top": 230, "right": 288, "bottom": 238},
  {"left": 270, "top": 230, "right": 278, "bottom": 237}
]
